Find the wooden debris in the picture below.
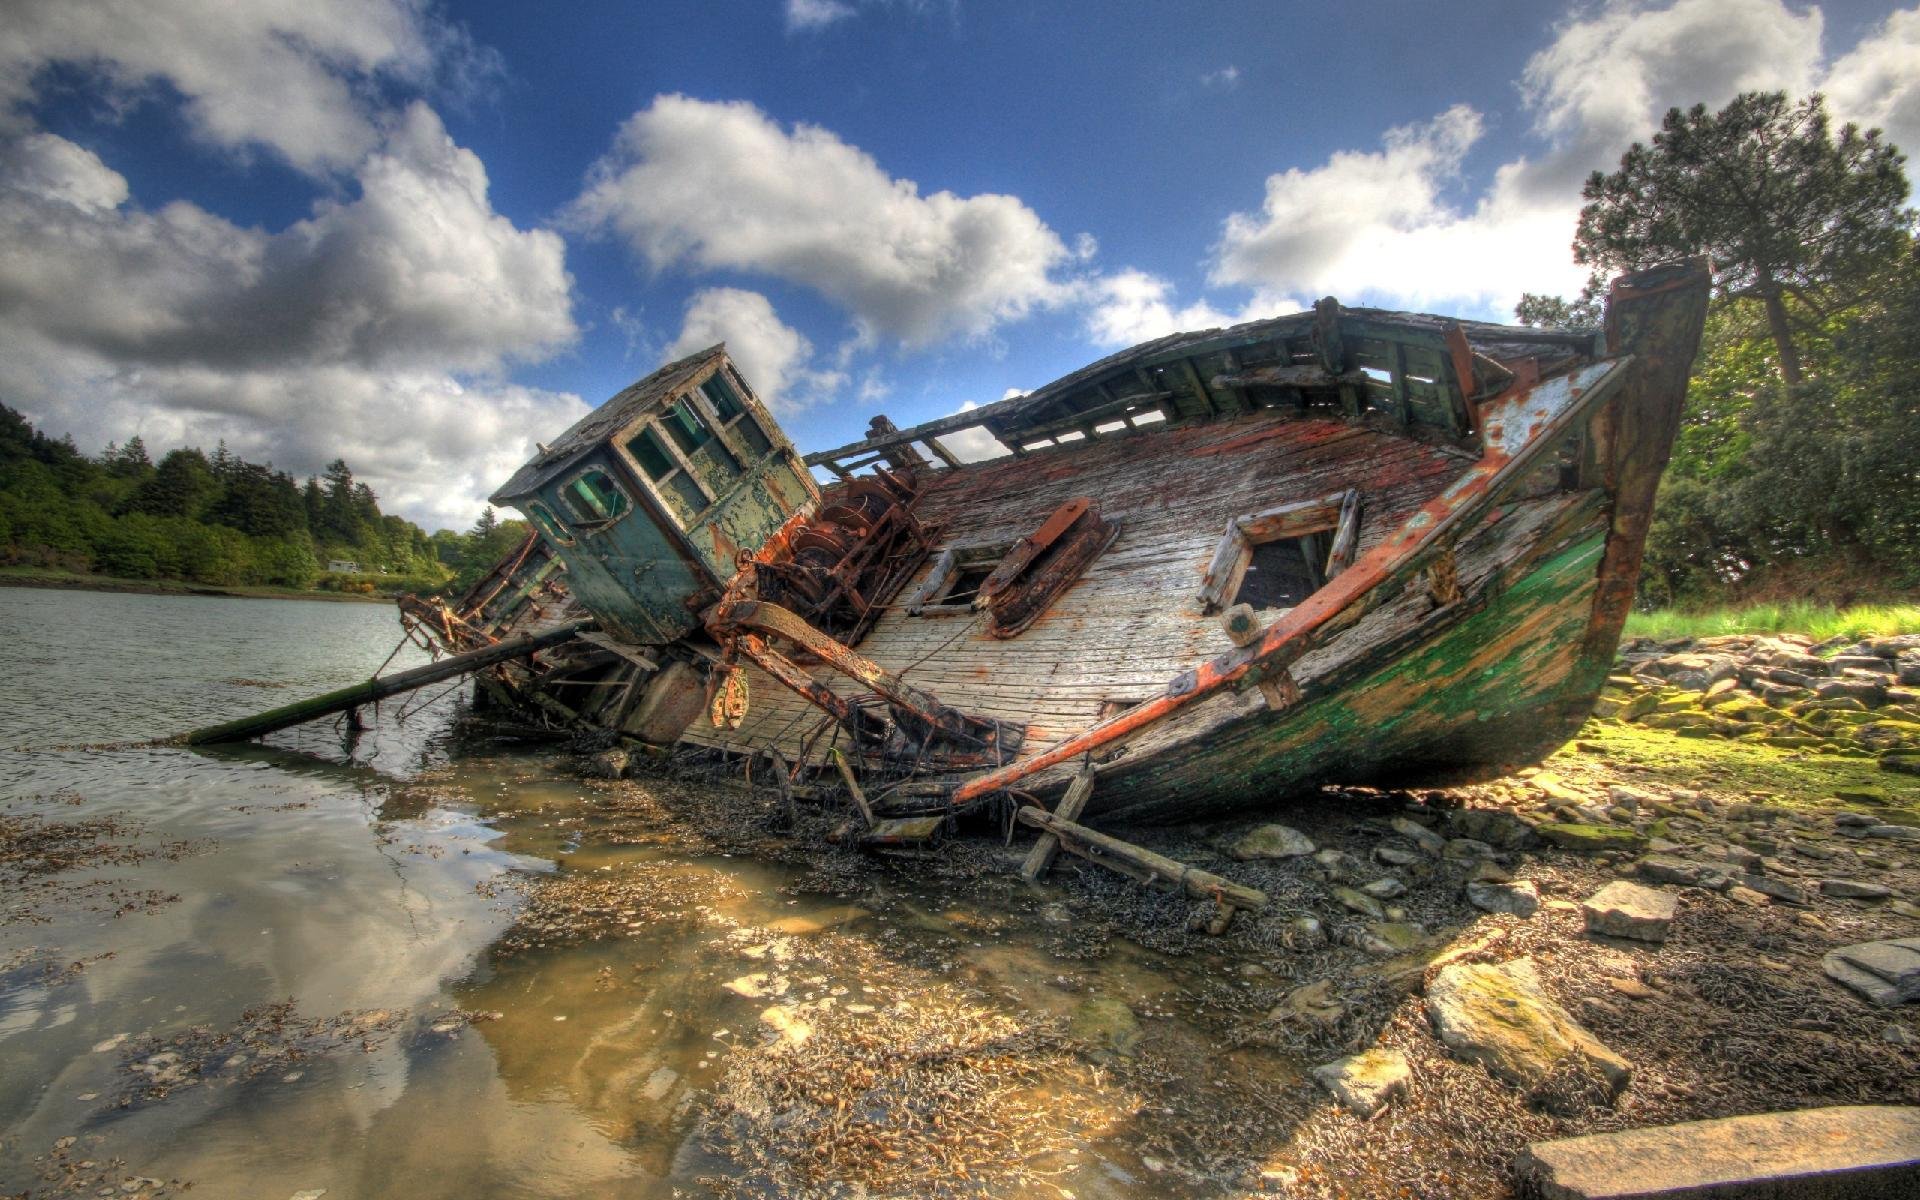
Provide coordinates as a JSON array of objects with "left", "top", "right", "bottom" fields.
[
  {"left": 1014, "top": 806, "right": 1266, "bottom": 913},
  {"left": 1020, "top": 761, "right": 1097, "bottom": 881}
]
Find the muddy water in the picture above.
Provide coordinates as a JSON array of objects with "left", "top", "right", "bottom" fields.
[{"left": 0, "top": 588, "right": 1280, "bottom": 1198}]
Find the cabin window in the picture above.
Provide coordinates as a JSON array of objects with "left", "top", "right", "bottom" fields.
[
  {"left": 1236, "top": 536, "right": 1326, "bottom": 609},
  {"left": 701, "top": 371, "right": 775, "bottom": 457},
  {"left": 526, "top": 500, "right": 573, "bottom": 546},
  {"left": 663, "top": 397, "right": 744, "bottom": 482},
  {"left": 1197, "top": 488, "right": 1361, "bottom": 614},
  {"left": 625, "top": 426, "right": 709, "bottom": 524},
  {"left": 559, "top": 468, "right": 631, "bottom": 526}
]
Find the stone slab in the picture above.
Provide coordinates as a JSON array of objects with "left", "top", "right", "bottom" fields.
[
  {"left": 1583, "top": 881, "right": 1678, "bottom": 943},
  {"left": 1518, "top": 1104, "right": 1920, "bottom": 1199}
]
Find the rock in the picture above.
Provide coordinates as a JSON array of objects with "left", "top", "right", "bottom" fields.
[
  {"left": 1739, "top": 874, "right": 1807, "bottom": 905},
  {"left": 1882, "top": 753, "right": 1920, "bottom": 775},
  {"left": 1823, "top": 939, "right": 1920, "bottom": 1005},
  {"left": 1832, "top": 654, "right": 1897, "bottom": 674},
  {"left": 1641, "top": 652, "right": 1738, "bottom": 692},
  {"left": 1537, "top": 823, "right": 1648, "bottom": 852},
  {"left": 759, "top": 1006, "right": 813, "bottom": 1046},
  {"left": 1310, "top": 1048, "right": 1412, "bottom": 1118},
  {"left": 1273, "top": 979, "right": 1342, "bottom": 1025},
  {"left": 1331, "top": 886, "right": 1388, "bottom": 920},
  {"left": 1582, "top": 881, "right": 1677, "bottom": 943},
  {"left": 1361, "top": 922, "right": 1425, "bottom": 955},
  {"left": 1448, "top": 808, "right": 1540, "bottom": 849},
  {"left": 1443, "top": 837, "right": 1496, "bottom": 861},
  {"left": 1229, "top": 823, "right": 1316, "bottom": 860},
  {"left": 1285, "top": 916, "right": 1328, "bottom": 950},
  {"left": 583, "top": 748, "right": 630, "bottom": 779},
  {"left": 1361, "top": 876, "right": 1406, "bottom": 899},
  {"left": 1726, "top": 885, "right": 1771, "bottom": 906},
  {"left": 1069, "top": 997, "right": 1141, "bottom": 1056},
  {"left": 1389, "top": 816, "right": 1447, "bottom": 855},
  {"left": 1865, "top": 825, "right": 1920, "bottom": 841},
  {"left": 1374, "top": 846, "right": 1422, "bottom": 867},
  {"left": 1518, "top": 1105, "right": 1920, "bottom": 1200},
  {"left": 1816, "top": 677, "right": 1890, "bottom": 706},
  {"left": 1425, "top": 958, "right": 1631, "bottom": 1108},
  {"left": 1312, "top": 848, "right": 1362, "bottom": 881},
  {"left": 1467, "top": 879, "right": 1541, "bottom": 917},
  {"left": 1634, "top": 856, "right": 1732, "bottom": 891},
  {"left": 1822, "top": 878, "right": 1893, "bottom": 900},
  {"left": 1040, "top": 902, "right": 1072, "bottom": 924}
]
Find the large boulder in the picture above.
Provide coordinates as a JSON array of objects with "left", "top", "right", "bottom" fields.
[
  {"left": 1466, "top": 878, "right": 1541, "bottom": 917},
  {"left": 1426, "top": 958, "right": 1631, "bottom": 1109}
]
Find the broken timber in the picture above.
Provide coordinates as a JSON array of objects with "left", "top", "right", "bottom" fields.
[
  {"left": 1020, "top": 761, "right": 1097, "bottom": 881},
  {"left": 1015, "top": 806, "right": 1266, "bottom": 912},
  {"left": 182, "top": 620, "right": 592, "bottom": 745}
]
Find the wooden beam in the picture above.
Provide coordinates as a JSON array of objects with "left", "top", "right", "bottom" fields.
[
  {"left": 803, "top": 405, "right": 1015, "bottom": 467},
  {"left": 1020, "top": 761, "right": 1096, "bottom": 880},
  {"left": 183, "top": 620, "right": 592, "bottom": 745},
  {"left": 830, "top": 747, "right": 876, "bottom": 828},
  {"left": 1015, "top": 807, "right": 1266, "bottom": 911},
  {"left": 922, "top": 436, "right": 962, "bottom": 469},
  {"left": 1176, "top": 355, "right": 1222, "bottom": 418}
]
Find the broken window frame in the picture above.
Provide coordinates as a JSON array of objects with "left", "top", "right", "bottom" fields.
[
  {"left": 621, "top": 423, "right": 713, "bottom": 527},
  {"left": 1197, "top": 488, "right": 1362, "bottom": 614},
  {"left": 525, "top": 499, "right": 574, "bottom": 546},
  {"left": 700, "top": 367, "right": 775, "bottom": 459},
  {"left": 902, "top": 542, "right": 1015, "bottom": 616},
  {"left": 557, "top": 466, "right": 633, "bottom": 530}
]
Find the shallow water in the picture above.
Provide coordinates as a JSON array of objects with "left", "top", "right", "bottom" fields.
[{"left": 0, "top": 587, "right": 1280, "bottom": 1198}]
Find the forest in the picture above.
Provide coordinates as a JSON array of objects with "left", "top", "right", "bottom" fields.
[{"left": 0, "top": 405, "right": 527, "bottom": 595}]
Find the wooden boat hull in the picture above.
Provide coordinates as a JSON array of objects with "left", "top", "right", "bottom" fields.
[{"left": 412, "top": 261, "right": 1710, "bottom": 825}]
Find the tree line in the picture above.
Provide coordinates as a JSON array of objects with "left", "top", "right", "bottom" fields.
[
  {"left": 0, "top": 405, "right": 526, "bottom": 594},
  {"left": 1518, "top": 91, "right": 1917, "bottom": 606}
]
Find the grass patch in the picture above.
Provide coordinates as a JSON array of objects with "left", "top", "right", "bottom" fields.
[{"left": 1624, "top": 601, "right": 1920, "bottom": 644}]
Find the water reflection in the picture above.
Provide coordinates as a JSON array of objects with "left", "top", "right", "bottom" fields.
[{"left": 1, "top": 589, "right": 1285, "bottom": 1199}]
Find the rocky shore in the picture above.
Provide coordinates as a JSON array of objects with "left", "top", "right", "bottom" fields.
[{"left": 612, "top": 628, "right": 1920, "bottom": 1197}]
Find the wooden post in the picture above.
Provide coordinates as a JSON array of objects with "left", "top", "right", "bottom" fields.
[
  {"left": 182, "top": 620, "right": 591, "bottom": 745},
  {"left": 830, "top": 747, "right": 876, "bottom": 828},
  {"left": 1020, "top": 761, "right": 1096, "bottom": 881},
  {"left": 1015, "top": 806, "right": 1266, "bottom": 912}
]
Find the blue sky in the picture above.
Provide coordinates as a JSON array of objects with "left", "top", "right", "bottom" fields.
[{"left": 2, "top": 0, "right": 1916, "bottom": 530}]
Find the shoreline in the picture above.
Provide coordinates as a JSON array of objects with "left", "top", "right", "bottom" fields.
[{"left": 0, "top": 570, "right": 400, "bottom": 605}]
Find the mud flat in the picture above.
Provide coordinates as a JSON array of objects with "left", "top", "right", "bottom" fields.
[{"left": 6, "top": 632, "right": 1917, "bottom": 1199}]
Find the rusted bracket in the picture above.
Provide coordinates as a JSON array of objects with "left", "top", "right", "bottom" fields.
[{"left": 975, "top": 498, "right": 1119, "bottom": 638}]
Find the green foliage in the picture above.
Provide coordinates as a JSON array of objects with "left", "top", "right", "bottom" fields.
[
  {"left": 1641, "top": 243, "right": 1920, "bottom": 603},
  {"left": 1575, "top": 91, "right": 1910, "bottom": 383},
  {"left": 1513, "top": 292, "right": 1601, "bottom": 328},
  {"left": 0, "top": 402, "right": 447, "bottom": 593}
]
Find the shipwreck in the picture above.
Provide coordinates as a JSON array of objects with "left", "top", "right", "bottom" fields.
[{"left": 191, "top": 261, "right": 1710, "bottom": 919}]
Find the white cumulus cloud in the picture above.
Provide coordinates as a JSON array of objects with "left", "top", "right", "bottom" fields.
[
  {"left": 1205, "top": 0, "right": 1894, "bottom": 318},
  {"left": 663, "top": 287, "right": 846, "bottom": 413},
  {"left": 567, "top": 95, "right": 1076, "bottom": 348},
  {"left": 0, "top": 0, "right": 479, "bottom": 175},
  {"left": 0, "top": 107, "right": 582, "bottom": 530},
  {"left": 1083, "top": 269, "right": 1302, "bottom": 347},
  {"left": 1823, "top": 8, "right": 1920, "bottom": 161}
]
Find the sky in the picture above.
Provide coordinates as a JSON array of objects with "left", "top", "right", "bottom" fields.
[{"left": 2, "top": 0, "right": 1917, "bottom": 532}]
